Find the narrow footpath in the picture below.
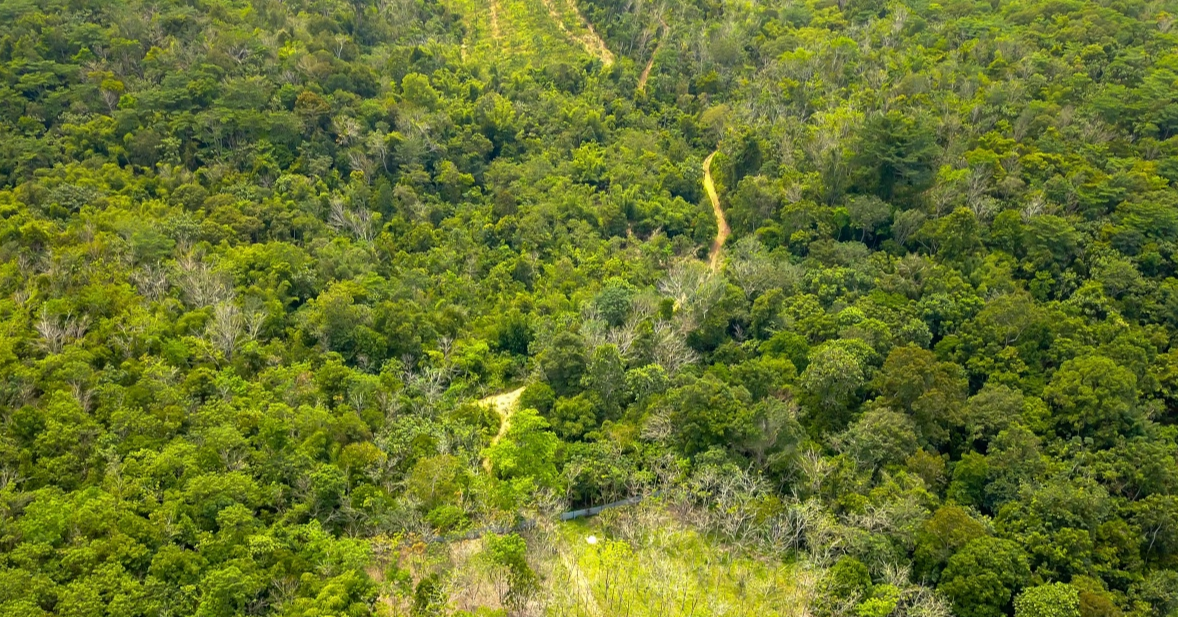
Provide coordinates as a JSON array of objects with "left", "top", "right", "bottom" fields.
[
  {"left": 540, "top": 0, "right": 615, "bottom": 65},
  {"left": 479, "top": 386, "right": 525, "bottom": 471},
  {"left": 637, "top": 19, "right": 668, "bottom": 92},
  {"left": 702, "top": 150, "right": 728, "bottom": 271},
  {"left": 489, "top": 0, "right": 501, "bottom": 39}
]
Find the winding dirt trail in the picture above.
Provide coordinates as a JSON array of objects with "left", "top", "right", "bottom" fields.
[
  {"left": 479, "top": 386, "right": 525, "bottom": 471},
  {"left": 702, "top": 151, "right": 728, "bottom": 271},
  {"left": 637, "top": 19, "right": 668, "bottom": 92}
]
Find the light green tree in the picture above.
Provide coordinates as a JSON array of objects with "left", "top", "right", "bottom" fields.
[
  {"left": 484, "top": 408, "right": 560, "bottom": 489},
  {"left": 1014, "top": 583, "right": 1081, "bottom": 617}
]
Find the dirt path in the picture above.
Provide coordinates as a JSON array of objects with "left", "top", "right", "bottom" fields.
[
  {"left": 637, "top": 19, "right": 668, "bottom": 92},
  {"left": 489, "top": 0, "right": 501, "bottom": 39},
  {"left": 702, "top": 150, "right": 728, "bottom": 271},
  {"left": 479, "top": 386, "right": 525, "bottom": 471},
  {"left": 566, "top": 0, "right": 615, "bottom": 66},
  {"left": 540, "top": 0, "right": 615, "bottom": 66}
]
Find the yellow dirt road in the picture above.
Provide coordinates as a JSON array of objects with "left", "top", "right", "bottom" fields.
[{"left": 702, "top": 151, "right": 728, "bottom": 271}]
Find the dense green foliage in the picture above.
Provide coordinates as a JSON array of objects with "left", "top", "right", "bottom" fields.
[{"left": 0, "top": 0, "right": 1177, "bottom": 613}]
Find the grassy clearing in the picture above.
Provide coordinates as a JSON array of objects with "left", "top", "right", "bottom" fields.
[
  {"left": 381, "top": 505, "right": 815, "bottom": 616},
  {"left": 546, "top": 513, "right": 814, "bottom": 617}
]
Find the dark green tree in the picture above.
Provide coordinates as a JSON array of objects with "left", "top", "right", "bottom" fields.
[
  {"left": 851, "top": 110, "right": 939, "bottom": 202},
  {"left": 938, "top": 537, "right": 1031, "bottom": 617}
]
